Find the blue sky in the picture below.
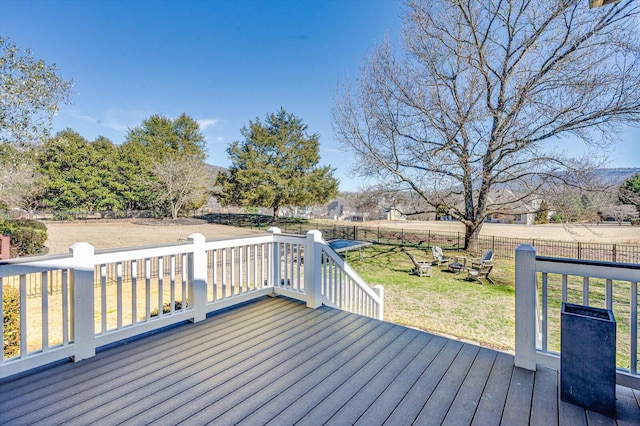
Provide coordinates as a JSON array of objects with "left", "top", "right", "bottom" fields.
[{"left": 1, "top": 0, "right": 638, "bottom": 192}]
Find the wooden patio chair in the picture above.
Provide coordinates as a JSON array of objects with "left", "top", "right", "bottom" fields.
[
  {"left": 467, "top": 263, "right": 494, "bottom": 284},
  {"left": 471, "top": 250, "right": 494, "bottom": 269},
  {"left": 431, "top": 246, "right": 451, "bottom": 267},
  {"left": 407, "top": 253, "right": 432, "bottom": 277}
]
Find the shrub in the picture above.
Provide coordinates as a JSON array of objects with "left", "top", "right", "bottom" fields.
[
  {"left": 3, "top": 285, "right": 20, "bottom": 358},
  {"left": 52, "top": 211, "right": 72, "bottom": 221},
  {"left": 149, "top": 300, "right": 187, "bottom": 317},
  {"left": 0, "top": 219, "right": 48, "bottom": 257}
]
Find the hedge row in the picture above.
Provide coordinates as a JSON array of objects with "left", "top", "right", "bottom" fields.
[
  {"left": 0, "top": 219, "right": 48, "bottom": 257},
  {"left": 3, "top": 285, "right": 20, "bottom": 358}
]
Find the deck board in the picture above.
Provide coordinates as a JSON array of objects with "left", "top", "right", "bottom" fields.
[
  {"left": 501, "top": 365, "right": 535, "bottom": 426},
  {"left": 1, "top": 295, "right": 638, "bottom": 426},
  {"left": 112, "top": 307, "right": 360, "bottom": 425},
  {"left": 616, "top": 386, "right": 640, "bottom": 426},
  {"left": 442, "top": 347, "right": 498, "bottom": 425},
  {"left": 292, "top": 329, "right": 431, "bottom": 425},
  {"left": 383, "top": 338, "right": 464, "bottom": 425},
  {"left": 471, "top": 351, "right": 514, "bottom": 426},
  {"left": 326, "top": 330, "right": 449, "bottom": 425},
  {"left": 530, "top": 366, "right": 559, "bottom": 425},
  {"left": 206, "top": 319, "right": 389, "bottom": 425},
  {"left": 351, "top": 332, "right": 438, "bottom": 425},
  {"left": 413, "top": 343, "right": 481, "bottom": 424},
  {"left": 241, "top": 325, "right": 416, "bottom": 425}
]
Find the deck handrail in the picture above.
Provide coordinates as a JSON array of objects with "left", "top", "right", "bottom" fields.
[
  {"left": 316, "top": 235, "right": 384, "bottom": 319},
  {"left": 515, "top": 244, "right": 640, "bottom": 390},
  {"left": 0, "top": 229, "right": 383, "bottom": 380}
]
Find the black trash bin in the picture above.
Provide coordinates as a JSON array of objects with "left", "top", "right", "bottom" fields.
[{"left": 561, "top": 302, "right": 616, "bottom": 418}]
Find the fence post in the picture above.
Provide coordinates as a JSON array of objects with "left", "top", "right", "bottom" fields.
[
  {"left": 304, "top": 230, "right": 323, "bottom": 309},
  {"left": 268, "top": 227, "right": 282, "bottom": 288},
  {"left": 70, "top": 242, "right": 96, "bottom": 362},
  {"left": 612, "top": 244, "right": 617, "bottom": 262},
  {"left": 188, "top": 233, "right": 207, "bottom": 323},
  {"left": 515, "top": 244, "right": 538, "bottom": 371},
  {"left": 0, "top": 235, "right": 10, "bottom": 260}
]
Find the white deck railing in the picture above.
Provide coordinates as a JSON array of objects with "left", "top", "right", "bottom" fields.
[
  {"left": 0, "top": 229, "right": 382, "bottom": 380},
  {"left": 515, "top": 244, "right": 640, "bottom": 390}
]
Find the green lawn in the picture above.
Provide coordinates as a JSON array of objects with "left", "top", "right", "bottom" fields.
[
  {"left": 346, "top": 244, "right": 516, "bottom": 352},
  {"left": 347, "top": 244, "right": 635, "bottom": 369}
]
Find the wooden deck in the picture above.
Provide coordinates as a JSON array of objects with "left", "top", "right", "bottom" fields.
[{"left": 1, "top": 296, "right": 639, "bottom": 425}]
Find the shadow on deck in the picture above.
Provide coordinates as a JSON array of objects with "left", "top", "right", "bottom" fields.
[{"left": 1, "top": 296, "right": 639, "bottom": 425}]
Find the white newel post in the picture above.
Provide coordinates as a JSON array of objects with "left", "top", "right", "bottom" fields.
[
  {"left": 268, "top": 227, "right": 281, "bottom": 289},
  {"left": 373, "top": 285, "right": 384, "bottom": 320},
  {"left": 305, "top": 230, "right": 323, "bottom": 309},
  {"left": 70, "top": 242, "right": 96, "bottom": 362},
  {"left": 188, "top": 233, "right": 207, "bottom": 323},
  {"left": 515, "top": 244, "right": 538, "bottom": 371}
]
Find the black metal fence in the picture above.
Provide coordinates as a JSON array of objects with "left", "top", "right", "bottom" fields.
[{"left": 268, "top": 222, "right": 640, "bottom": 264}]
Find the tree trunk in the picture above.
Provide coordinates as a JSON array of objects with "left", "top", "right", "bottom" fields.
[
  {"left": 463, "top": 221, "right": 483, "bottom": 252},
  {"left": 272, "top": 206, "right": 279, "bottom": 223}
]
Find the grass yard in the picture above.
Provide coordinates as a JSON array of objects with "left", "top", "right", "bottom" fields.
[
  {"left": 347, "top": 244, "right": 638, "bottom": 370},
  {"left": 346, "top": 244, "right": 517, "bottom": 352}
]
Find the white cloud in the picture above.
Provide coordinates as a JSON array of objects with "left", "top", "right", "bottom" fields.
[
  {"left": 323, "top": 148, "right": 344, "bottom": 154},
  {"left": 197, "top": 118, "right": 218, "bottom": 130},
  {"left": 68, "top": 111, "right": 97, "bottom": 122}
]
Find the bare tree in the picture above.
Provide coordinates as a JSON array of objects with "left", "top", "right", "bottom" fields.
[
  {"left": 0, "top": 161, "right": 43, "bottom": 216},
  {"left": 333, "top": 0, "right": 640, "bottom": 249},
  {"left": 152, "top": 157, "right": 212, "bottom": 220},
  {"left": 600, "top": 204, "right": 639, "bottom": 225},
  {"left": 0, "top": 144, "right": 43, "bottom": 216}
]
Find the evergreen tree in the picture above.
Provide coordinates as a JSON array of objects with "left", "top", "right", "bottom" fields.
[
  {"left": 619, "top": 174, "right": 640, "bottom": 216},
  {"left": 535, "top": 200, "right": 549, "bottom": 224},
  {"left": 216, "top": 108, "right": 339, "bottom": 221},
  {"left": 121, "top": 113, "right": 208, "bottom": 212},
  {"left": 38, "top": 130, "right": 121, "bottom": 211}
]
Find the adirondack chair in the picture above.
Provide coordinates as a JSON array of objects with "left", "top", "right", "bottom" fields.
[
  {"left": 471, "top": 250, "right": 494, "bottom": 269},
  {"left": 467, "top": 263, "right": 494, "bottom": 284},
  {"left": 407, "top": 253, "right": 432, "bottom": 277},
  {"left": 431, "top": 246, "right": 451, "bottom": 267}
]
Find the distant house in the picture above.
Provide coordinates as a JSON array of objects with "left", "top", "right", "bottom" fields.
[
  {"left": 348, "top": 212, "right": 370, "bottom": 222},
  {"left": 385, "top": 207, "right": 405, "bottom": 221},
  {"left": 483, "top": 189, "right": 545, "bottom": 225}
]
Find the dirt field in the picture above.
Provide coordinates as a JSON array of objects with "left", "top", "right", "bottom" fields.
[
  {"left": 41, "top": 218, "right": 640, "bottom": 255},
  {"left": 43, "top": 219, "right": 263, "bottom": 255},
  {"left": 362, "top": 220, "right": 640, "bottom": 244}
]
